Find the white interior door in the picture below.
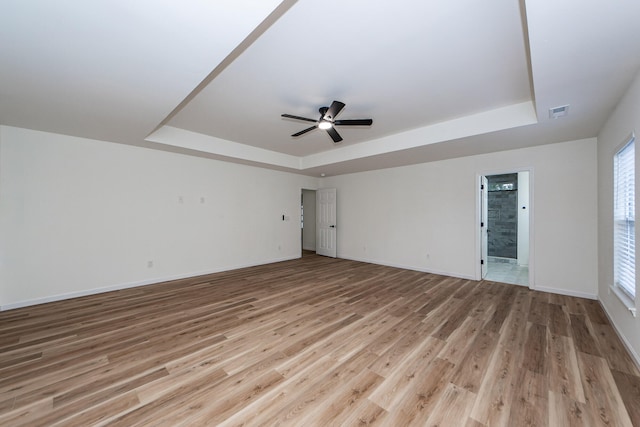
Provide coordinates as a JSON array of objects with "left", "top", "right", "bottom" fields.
[
  {"left": 316, "top": 188, "right": 337, "bottom": 258},
  {"left": 481, "top": 176, "right": 489, "bottom": 279}
]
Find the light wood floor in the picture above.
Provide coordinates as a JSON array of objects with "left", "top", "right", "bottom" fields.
[{"left": 1, "top": 254, "right": 639, "bottom": 426}]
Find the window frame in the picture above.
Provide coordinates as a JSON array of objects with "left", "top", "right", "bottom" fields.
[{"left": 612, "top": 132, "right": 637, "bottom": 316}]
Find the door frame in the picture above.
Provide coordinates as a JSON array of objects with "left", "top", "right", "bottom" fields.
[
  {"left": 475, "top": 168, "right": 535, "bottom": 289},
  {"left": 301, "top": 188, "right": 317, "bottom": 254},
  {"left": 480, "top": 176, "right": 489, "bottom": 279}
]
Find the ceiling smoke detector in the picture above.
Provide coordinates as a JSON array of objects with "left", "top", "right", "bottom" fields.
[{"left": 549, "top": 104, "right": 569, "bottom": 119}]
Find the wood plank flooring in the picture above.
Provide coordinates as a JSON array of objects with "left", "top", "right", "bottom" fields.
[{"left": 1, "top": 254, "right": 639, "bottom": 426}]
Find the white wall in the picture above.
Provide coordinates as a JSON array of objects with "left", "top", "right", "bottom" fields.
[
  {"left": 0, "top": 121, "right": 614, "bottom": 358},
  {"left": 323, "top": 138, "right": 598, "bottom": 298},
  {"left": 0, "top": 125, "right": 317, "bottom": 309},
  {"left": 302, "top": 189, "right": 316, "bottom": 251},
  {"left": 597, "top": 69, "right": 640, "bottom": 365}
]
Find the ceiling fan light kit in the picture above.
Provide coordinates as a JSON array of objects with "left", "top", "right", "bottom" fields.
[{"left": 282, "top": 100, "right": 373, "bottom": 144}]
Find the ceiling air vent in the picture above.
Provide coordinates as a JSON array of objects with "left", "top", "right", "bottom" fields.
[{"left": 549, "top": 104, "right": 569, "bottom": 119}]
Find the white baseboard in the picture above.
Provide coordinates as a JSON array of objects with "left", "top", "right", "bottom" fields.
[
  {"left": 341, "top": 255, "right": 598, "bottom": 299},
  {"left": 0, "top": 255, "right": 299, "bottom": 311},
  {"left": 533, "top": 285, "right": 597, "bottom": 300},
  {"left": 338, "top": 254, "right": 476, "bottom": 281},
  {"left": 599, "top": 299, "right": 640, "bottom": 372}
]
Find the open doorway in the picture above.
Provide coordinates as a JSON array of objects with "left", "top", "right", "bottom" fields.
[
  {"left": 480, "top": 171, "right": 530, "bottom": 286},
  {"left": 301, "top": 189, "right": 316, "bottom": 256}
]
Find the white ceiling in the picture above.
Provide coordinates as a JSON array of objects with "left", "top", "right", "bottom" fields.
[{"left": 2, "top": 0, "right": 639, "bottom": 176}]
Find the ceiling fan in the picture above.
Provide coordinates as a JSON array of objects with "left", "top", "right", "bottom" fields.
[{"left": 282, "top": 100, "right": 372, "bottom": 143}]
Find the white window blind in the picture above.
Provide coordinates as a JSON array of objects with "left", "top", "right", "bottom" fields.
[{"left": 614, "top": 136, "right": 636, "bottom": 299}]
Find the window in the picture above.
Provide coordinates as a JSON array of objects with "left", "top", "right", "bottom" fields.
[{"left": 614, "top": 135, "right": 636, "bottom": 301}]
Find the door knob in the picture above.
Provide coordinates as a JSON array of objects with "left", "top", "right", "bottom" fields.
[{"left": 330, "top": 225, "right": 335, "bottom": 228}]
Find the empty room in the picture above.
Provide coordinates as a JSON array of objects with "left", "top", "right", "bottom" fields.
[{"left": 1, "top": 0, "right": 639, "bottom": 425}]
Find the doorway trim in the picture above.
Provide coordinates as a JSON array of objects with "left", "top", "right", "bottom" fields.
[
  {"left": 301, "top": 188, "right": 317, "bottom": 255},
  {"left": 475, "top": 167, "right": 535, "bottom": 289}
]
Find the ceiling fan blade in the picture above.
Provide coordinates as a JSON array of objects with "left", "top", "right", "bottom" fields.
[
  {"left": 324, "top": 101, "right": 346, "bottom": 120},
  {"left": 282, "top": 114, "right": 317, "bottom": 123},
  {"left": 326, "top": 127, "right": 343, "bottom": 143},
  {"left": 292, "top": 126, "right": 317, "bottom": 137},
  {"left": 334, "top": 119, "right": 373, "bottom": 126}
]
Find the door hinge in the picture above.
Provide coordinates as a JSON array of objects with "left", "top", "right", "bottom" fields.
[
  {"left": 481, "top": 184, "right": 484, "bottom": 190},
  {"left": 481, "top": 259, "right": 484, "bottom": 265},
  {"left": 481, "top": 221, "right": 484, "bottom": 227}
]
